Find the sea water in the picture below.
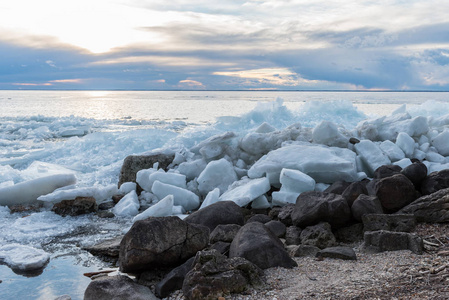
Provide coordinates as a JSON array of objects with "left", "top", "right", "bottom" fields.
[{"left": 0, "top": 90, "right": 448, "bottom": 299}]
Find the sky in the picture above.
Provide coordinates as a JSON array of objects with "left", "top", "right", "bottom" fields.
[{"left": 1, "top": 0, "right": 449, "bottom": 91}]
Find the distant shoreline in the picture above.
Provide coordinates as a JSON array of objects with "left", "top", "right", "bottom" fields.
[{"left": 1, "top": 89, "right": 449, "bottom": 92}]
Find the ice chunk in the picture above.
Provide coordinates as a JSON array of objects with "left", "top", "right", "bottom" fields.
[
  {"left": 0, "top": 244, "right": 50, "bottom": 272},
  {"left": 272, "top": 191, "right": 299, "bottom": 206},
  {"left": 354, "top": 140, "right": 391, "bottom": 176},
  {"left": 255, "top": 122, "right": 276, "bottom": 133},
  {"left": 177, "top": 158, "right": 207, "bottom": 181},
  {"left": 379, "top": 140, "right": 405, "bottom": 162},
  {"left": 419, "top": 142, "right": 430, "bottom": 152},
  {"left": 132, "top": 195, "right": 174, "bottom": 222},
  {"left": 0, "top": 174, "right": 76, "bottom": 206},
  {"left": 279, "top": 168, "right": 315, "bottom": 193},
  {"left": 113, "top": 190, "right": 140, "bottom": 217},
  {"left": 152, "top": 180, "right": 200, "bottom": 211},
  {"left": 199, "top": 188, "right": 220, "bottom": 210},
  {"left": 315, "top": 183, "right": 330, "bottom": 191},
  {"left": 312, "top": 121, "right": 347, "bottom": 147},
  {"left": 119, "top": 182, "right": 137, "bottom": 194},
  {"left": 148, "top": 170, "right": 186, "bottom": 190},
  {"left": 393, "top": 158, "right": 413, "bottom": 169},
  {"left": 357, "top": 115, "right": 428, "bottom": 141},
  {"left": 248, "top": 144, "right": 359, "bottom": 183},
  {"left": 20, "top": 161, "right": 77, "bottom": 181},
  {"left": 251, "top": 195, "right": 271, "bottom": 209},
  {"left": 432, "top": 131, "right": 449, "bottom": 156},
  {"left": 37, "top": 184, "right": 118, "bottom": 203},
  {"left": 136, "top": 168, "right": 157, "bottom": 192},
  {"left": 396, "top": 132, "right": 415, "bottom": 158},
  {"left": 190, "top": 131, "right": 237, "bottom": 160},
  {"left": 172, "top": 205, "right": 186, "bottom": 215},
  {"left": 413, "top": 149, "right": 426, "bottom": 161},
  {"left": 219, "top": 177, "right": 270, "bottom": 207},
  {"left": 392, "top": 104, "right": 406, "bottom": 115},
  {"left": 197, "top": 158, "right": 237, "bottom": 196},
  {"left": 426, "top": 151, "right": 447, "bottom": 163}
]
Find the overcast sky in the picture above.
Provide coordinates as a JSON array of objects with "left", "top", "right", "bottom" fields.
[{"left": 1, "top": 0, "right": 449, "bottom": 90}]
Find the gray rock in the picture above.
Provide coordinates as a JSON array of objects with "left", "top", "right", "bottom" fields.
[
  {"left": 155, "top": 257, "right": 195, "bottom": 298},
  {"left": 373, "top": 165, "right": 402, "bottom": 179},
  {"left": 317, "top": 246, "right": 357, "bottom": 261},
  {"left": 277, "top": 204, "right": 295, "bottom": 226},
  {"left": 209, "top": 241, "right": 231, "bottom": 255},
  {"left": 209, "top": 224, "right": 241, "bottom": 243},
  {"left": 119, "top": 216, "right": 209, "bottom": 273},
  {"left": 84, "top": 236, "right": 123, "bottom": 259},
  {"left": 421, "top": 169, "right": 449, "bottom": 195},
  {"left": 401, "top": 162, "right": 427, "bottom": 188},
  {"left": 229, "top": 222, "right": 297, "bottom": 269},
  {"left": 118, "top": 153, "right": 174, "bottom": 189},
  {"left": 334, "top": 223, "right": 364, "bottom": 243},
  {"left": 84, "top": 275, "right": 159, "bottom": 300},
  {"left": 52, "top": 196, "right": 97, "bottom": 216},
  {"left": 342, "top": 181, "right": 368, "bottom": 207},
  {"left": 292, "top": 191, "right": 352, "bottom": 228},
  {"left": 351, "top": 194, "right": 383, "bottom": 222},
  {"left": 398, "top": 188, "right": 449, "bottom": 223},
  {"left": 324, "top": 181, "right": 351, "bottom": 195},
  {"left": 362, "top": 214, "right": 416, "bottom": 232},
  {"left": 285, "top": 226, "right": 302, "bottom": 245},
  {"left": 265, "top": 220, "right": 286, "bottom": 238},
  {"left": 368, "top": 174, "right": 418, "bottom": 213},
  {"left": 287, "top": 245, "right": 320, "bottom": 257},
  {"left": 300, "top": 222, "right": 337, "bottom": 249},
  {"left": 246, "top": 214, "right": 271, "bottom": 224},
  {"left": 182, "top": 250, "right": 263, "bottom": 300},
  {"left": 363, "top": 230, "right": 423, "bottom": 254},
  {"left": 184, "top": 201, "right": 245, "bottom": 232}
]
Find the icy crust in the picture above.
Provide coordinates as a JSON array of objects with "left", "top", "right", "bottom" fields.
[{"left": 0, "top": 243, "right": 50, "bottom": 272}]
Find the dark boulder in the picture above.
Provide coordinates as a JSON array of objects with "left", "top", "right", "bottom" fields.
[
  {"left": 264, "top": 220, "right": 286, "bottom": 238},
  {"left": 368, "top": 174, "right": 418, "bottom": 213},
  {"left": 363, "top": 230, "right": 423, "bottom": 254},
  {"left": 209, "top": 241, "right": 231, "bottom": 255},
  {"left": 119, "top": 216, "right": 209, "bottom": 273},
  {"left": 184, "top": 201, "right": 245, "bottom": 232},
  {"left": 373, "top": 165, "right": 402, "bottom": 179},
  {"left": 421, "top": 169, "right": 449, "bottom": 195},
  {"left": 324, "top": 181, "right": 351, "bottom": 195},
  {"left": 300, "top": 222, "right": 337, "bottom": 249},
  {"left": 182, "top": 250, "right": 263, "bottom": 300},
  {"left": 209, "top": 224, "right": 241, "bottom": 244},
  {"left": 155, "top": 257, "right": 195, "bottom": 298},
  {"left": 351, "top": 195, "right": 383, "bottom": 222},
  {"left": 246, "top": 214, "right": 271, "bottom": 224},
  {"left": 52, "top": 196, "right": 97, "bottom": 216},
  {"left": 285, "top": 226, "right": 302, "bottom": 245},
  {"left": 84, "top": 275, "right": 159, "bottom": 300},
  {"left": 291, "top": 191, "right": 352, "bottom": 228},
  {"left": 401, "top": 162, "right": 427, "bottom": 189},
  {"left": 118, "top": 153, "right": 174, "bottom": 189},
  {"left": 83, "top": 236, "right": 123, "bottom": 260},
  {"left": 277, "top": 204, "right": 295, "bottom": 226},
  {"left": 316, "top": 246, "right": 357, "bottom": 261},
  {"left": 342, "top": 181, "right": 368, "bottom": 207},
  {"left": 229, "top": 222, "right": 297, "bottom": 269},
  {"left": 362, "top": 214, "right": 416, "bottom": 232},
  {"left": 398, "top": 188, "right": 449, "bottom": 223},
  {"left": 334, "top": 223, "right": 364, "bottom": 243}
]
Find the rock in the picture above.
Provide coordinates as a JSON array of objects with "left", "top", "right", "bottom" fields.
[
  {"left": 351, "top": 195, "right": 383, "bottom": 222},
  {"left": 398, "top": 188, "right": 449, "bottom": 223},
  {"left": 265, "top": 220, "right": 286, "bottom": 238},
  {"left": 363, "top": 230, "right": 423, "bottom": 254},
  {"left": 373, "top": 165, "right": 402, "bottom": 179},
  {"left": 291, "top": 191, "right": 352, "bottom": 228},
  {"left": 368, "top": 174, "right": 418, "bottom": 213},
  {"left": 287, "top": 245, "right": 320, "bottom": 257},
  {"left": 118, "top": 153, "right": 174, "bottom": 189},
  {"left": 229, "top": 222, "right": 297, "bottom": 269},
  {"left": 182, "top": 250, "right": 263, "bottom": 300},
  {"left": 300, "top": 222, "right": 337, "bottom": 249},
  {"left": 277, "top": 204, "right": 295, "bottom": 226},
  {"left": 119, "top": 216, "right": 209, "bottom": 273},
  {"left": 362, "top": 214, "right": 416, "bottom": 232},
  {"left": 334, "top": 223, "right": 364, "bottom": 243},
  {"left": 84, "top": 236, "right": 123, "bottom": 260},
  {"left": 209, "top": 241, "right": 231, "bottom": 255},
  {"left": 349, "top": 137, "right": 360, "bottom": 144},
  {"left": 421, "top": 169, "right": 449, "bottom": 195},
  {"left": 51, "top": 196, "right": 97, "bottom": 216},
  {"left": 246, "top": 214, "right": 271, "bottom": 224},
  {"left": 184, "top": 201, "right": 245, "bottom": 232},
  {"left": 342, "top": 181, "right": 368, "bottom": 207},
  {"left": 324, "top": 181, "right": 351, "bottom": 195},
  {"left": 268, "top": 206, "right": 282, "bottom": 220},
  {"left": 98, "top": 201, "right": 114, "bottom": 210},
  {"left": 209, "top": 224, "right": 242, "bottom": 244},
  {"left": 285, "top": 226, "right": 302, "bottom": 245},
  {"left": 97, "top": 211, "right": 115, "bottom": 218},
  {"left": 84, "top": 275, "right": 159, "bottom": 300},
  {"left": 401, "top": 162, "right": 427, "bottom": 188},
  {"left": 155, "top": 257, "right": 195, "bottom": 298},
  {"left": 317, "top": 246, "right": 357, "bottom": 261}
]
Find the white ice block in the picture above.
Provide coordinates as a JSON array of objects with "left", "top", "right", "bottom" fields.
[
  {"left": 113, "top": 190, "right": 140, "bottom": 217},
  {"left": 132, "top": 195, "right": 174, "bottom": 222},
  {"left": 197, "top": 158, "right": 237, "bottom": 196},
  {"left": 354, "top": 140, "right": 391, "bottom": 176},
  {"left": 279, "top": 168, "right": 315, "bottom": 194},
  {"left": 152, "top": 180, "right": 200, "bottom": 211},
  {"left": 396, "top": 132, "right": 416, "bottom": 158},
  {"left": 219, "top": 177, "right": 270, "bottom": 207},
  {"left": 379, "top": 140, "right": 405, "bottom": 162}
]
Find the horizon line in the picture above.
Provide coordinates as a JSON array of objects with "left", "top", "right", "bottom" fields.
[{"left": 1, "top": 89, "right": 449, "bottom": 92}]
